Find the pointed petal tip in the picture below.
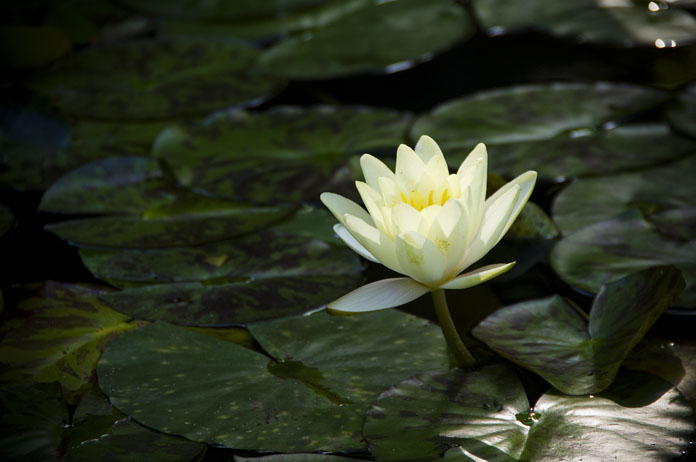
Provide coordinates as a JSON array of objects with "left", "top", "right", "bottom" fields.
[
  {"left": 326, "top": 278, "right": 430, "bottom": 313},
  {"left": 439, "top": 262, "right": 516, "bottom": 290}
]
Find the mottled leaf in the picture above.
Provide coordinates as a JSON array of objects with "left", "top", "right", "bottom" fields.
[
  {"left": 42, "top": 0, "right": 131, "bottom": 44},
  {"left": 552, "top": 154, "right": 696, "bottom": 234},
  {"left": 410, "top": 83, "right": 690, "bottom": 178},
  {"left": 668, "top": 82, "right": 696, "bottom": 138},
  {"left": 40, "top": 157, "right": 292, "bottom": 248},
  {"left": 0, "top": 382, "right": 68, "bottom": 462},
  {"left": 98, "top": 310, "right": 449, "bottom": 452},
  {"left": 550, "top": 210, "right": 696, "bottom": 307},
  {"left": 29, "top": 37, "right": 284, "bottom": 120},
  {"left": 256, "top": 0, "right": 475, "bottom": 79},
  {"left": 118, "top": 0, "right": 327, "bottom": 20},
  {"left": 0, "top": 282, "right": 138, "bottom": 402},
  {"left": 472, "top": 267, "right": 685, "bottom": 394},
  {"left": 364, "top": 364, "right": 694, "bottom": 462},
  {"left": 153, "top": 105, "right": 411, "bottom": 203},
  {"left": 81, "top": 232, "right": 363, "bottom": 324},
  {"left": 235, "top": 455, "right": 359, "bottom": 462},
  {"left": 472, "top": 0, "right": 696, "bottom": 47}
]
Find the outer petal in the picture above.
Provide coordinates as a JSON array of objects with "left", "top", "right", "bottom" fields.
[
  {"left": 320, "top": 192, "right": 373, "bottom": 226},
  {"left": 355, "top": 181, "right": 388, "bottom": 234},
  {"left": 457, "top": 145, "right": 487, "bottom": 226},
  {"left": 488, "top": 170, "right": 537, "bottom": 234},
  {"left": 360, "top": 154, "right": 395, "bottom": 190},
  {"left": 415, "top": 135, "right": 446, "bottom": 164},
  {"left": 327, "top": 277, "right": 430, "bottom": 312},
  {"left": 395, "top": 231, "right": 447, "bottom": 287},
  {"left": 344, "top": 214, "right": 401, "bottom": 273},
  {"left": 439, "top": 262, "right": 516, "bottom": 290},
  {"left": 334, "top": 224, "right": 379, "bottom": 263}
]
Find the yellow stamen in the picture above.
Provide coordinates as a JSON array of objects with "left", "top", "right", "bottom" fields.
[
  {"left": 400, "top": 192, "right": 408, "bottom": 203},
  {"left": 428, "top": 191, "right": 434, "bottom": 206},
  {"left": 441, "top": 188, "right": 450, "bottom": 204}
]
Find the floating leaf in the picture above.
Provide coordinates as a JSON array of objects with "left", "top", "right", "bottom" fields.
[
  {"left": 550, "top": 210, "right": 696, "bottom": 307},
  {"left": 411, "top": 83, "right": 690, "bottom": 178},
  {"left": 118, "top": 0, "right": 327, "bottom": 20},
  {"left": 0, "top": 382, "right": 68, "bottom": 462},
  {"left": 235, "top": 455, "right": 359, "bottom": 462},
  {"left": 0, "top": 282, "right": 138, "bottom": 402},
  {"left": 81, "top": 231, "right": 363, "bottom": 324},
  {"left": 0, "top": 204, "right": 14, "bottom": 237},
  {"left": 471, "top": 0, "right": 696, "bottom": 47},
  {"left": 153, "top": 106, "right": 411, "bottom": 203},
  {"left": 472, "top": 267, "right": 685, "bottom": 395},
  {"left": 98, "top": 310, "right": 449, "bottom": 452},
  {"left": 668, "top": 82, "right": 696, "bottom": 138},
  {"left": 40, "top": 157, "right": 292, "bottom": 248},
  {"left": 364, "top": 364, "right": 694, "bottom": 462},
  {"left": 256, "top": 0, "right": 474, "bottom": 79},
  {"left": 29, "top": 37, "right": 284, "bottom": 120}
]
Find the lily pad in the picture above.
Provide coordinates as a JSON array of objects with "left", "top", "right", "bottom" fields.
[
  {"left": 668, "top": 82, "right": 696, "bottom": 139},
  {"left": 118, "top": 0, "right": 327, "bottom": 20},
  {"left": 81, "top": 231, "right": 363, "bottom": 325},
  {"left": 0, "top": 382, "right": 68, "bottom": 462},
  {"left": 97, "top": 309, "right": 449, "bottom": 452},
  {"left": 235, "top": 455, "right": 358, "bottom": 462},
  {"left": 0, "top": 25, "right": 72, "bottom": 69},
  {"left": 39, "top": 157, "right": 292, "bottom": 248},
  {"left": 471, "top": 0, "right": 696, "bottom": 47},
  {"left": 410, "top": 82, "right": 687, "bottom": 178},
  {"left": 256, "top": 0, "right": 474, "bottom": 79},
  {"left": 0, "top": 282, "right": 138, "bottom": 403},
  {"left": 552, "top": 154, "right": 696, "bottom": 234},
  {"left": 29, "top": 37, "right": 284, "bottom": 120},
  {"left": 472, "top": 267, "right": 685, "bottom": 395},
  {"left": 364, "top": 364, "right": 694, "bottom": 462},
  {"left": 0, "top": 204, "right": 14, "bottom": 237},
  {"left": 153, "top": 106, "right": 411, "bottom": 203},
  {"left": 550, "top": 210, "right": 696, "bottom": 307}
]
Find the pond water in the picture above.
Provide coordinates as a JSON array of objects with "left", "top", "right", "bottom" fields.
[{"left": 1, "top": 1, "right": 696, "bottom": 461}]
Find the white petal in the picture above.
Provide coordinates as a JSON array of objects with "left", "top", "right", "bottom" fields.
[
  {"left": 355, "top": 181, "right": 388, "bottom": 234},
  {"left": 439, "top": 262, "right": 515, "bottom": 290},
  {"left": 456, "top": 143, "right": 488, "bottom": 178},
  {"left": 493, "top": 170, "right": 537, "bottom": 233},
  {"left": 395, "top": 144, "right": 424, "bottom": 191},
  {"left": 395, "top": 231, "right": 447, "bottom": 287},
  {"left": 415, "top": 135, "right": 445, "bottom": 164},
  {"left": 360, "top": 154, "right": 395, "bottom": 190},
  {"left": 377, "top": 176, "right": 400, "bottom": 206},
  {"left": 344, "top": 214, "right": 401, "bottom": 273},
  {"left": 320, "top": 192, "right": 373, "bottom": 226},
  {"left": 327, "top": 278, "right": 430, "bottom": 312},
  {"left": 334, "top": 224, "right": 379, "bottom": 263},
  {"left": 458, "top": 154, "right": 487, "bottom": 226},
  {"left": 391, "top": 202, "right": 422, "bottom": 235}
]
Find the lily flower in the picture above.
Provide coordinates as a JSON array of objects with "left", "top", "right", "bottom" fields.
[{"left": 321, "top": 135, "right": 537, "bottom": 313}]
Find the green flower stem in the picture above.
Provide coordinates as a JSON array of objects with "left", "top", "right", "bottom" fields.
[{"left": 431, "top": 289, "right": 476, "bottom": 368}]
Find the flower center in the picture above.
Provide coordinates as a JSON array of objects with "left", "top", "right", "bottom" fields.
[{"left": 400, "top": 189, "right": 451, "bottom": 211}]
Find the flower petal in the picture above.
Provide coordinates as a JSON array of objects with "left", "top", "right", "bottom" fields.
[
  {"left": 360, "top": 154, "right": 395, "bottom": 190},
  {"left": 415, "top": 135, "right": 445, "bottom": 164},
  {"left": 492, "top": 170, "right": 537, "bottom": 233},
  {"left": 320, "top": 192, "right": 373, "bottom": 226},
  {"left": 356, "top": 181, "right": 388, "bottom": 234},
  {"left": 344, "top": 214, "right": 401, "bottom": 273},
  {"left": 327, "top": 278, "right": 430, "bottom": 312},
  {"left": 439, "top": 262, "right": 516, "bottom": 290},
  {"left": 391, "top": 202, "right": 422, "bottom": 235},
  {"left": 395, "top": 144, "right": 424, "bottom": 191},
  {"left": 334, "top": 224, "right": 379, "bottom": 263},
  {"left": 395, "top": 231, "right": 447, "bottom": 287}
]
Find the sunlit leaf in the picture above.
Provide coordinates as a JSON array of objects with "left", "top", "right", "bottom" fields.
[
  {"left": 98, "top": 310, "right": 449, "bottom": 452},
  {"left": 472, "top": 267, "right": 685, "bottom": 394},
  {"left": 364, "top": 364, "right": 694, "bottom": 462}
]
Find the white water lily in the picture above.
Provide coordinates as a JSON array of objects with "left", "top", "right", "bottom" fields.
[{"left": 321, "top": 135, "right": 537, "bottom": 313}]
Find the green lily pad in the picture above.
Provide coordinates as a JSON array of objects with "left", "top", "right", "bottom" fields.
[
  {"left": 472, "top": 267, "right": 685, "bottom": 395},
  {"left": 81, "top": 231, "right": 363, "bottom": 325},
  {"left": 364, "top": 364, "right": 694, "bottom": 462},
  {"left": 119, "top": 0, "right": 327, "bottom": 20},
  {"left": 40, "top": 157, "right": 292, "bottom": 248},
  {"left": 98, "top": 310, "right": 449, "bottom": 452},
  {"left": 410, "top": 83, "right": 688, "bottom": 178},
  {"left": 550, "top": 210, "right": 696, "bottom": 307},
  {"left": 552, "top": 154, "right": 696, "bottom": 234},
  {"left": 235, "top": 455, "right": 359, "bottom": 462},
  {"left": 471, "top": 0, "right": 696, "bottom": 47},
  {"left": 0, "top": 282, "right": 138, "bottom": 403},
  {"left": 256, "top": 0, "right": 474, "bottom": 79},
  {"left": 29, "top": 37, "right": 284, "bottom": 120},
  {"left": 153, "top": 106, "right": 411, "bottom": 203},
  {"left": 668, "top": 82, "right": 696, "bottom": 138},
  {"left": 42, "top": 0, "right": 131, "bottom": 44},
  {"left": 0, "top": 382, "right": 68, "bottom": 462}
]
